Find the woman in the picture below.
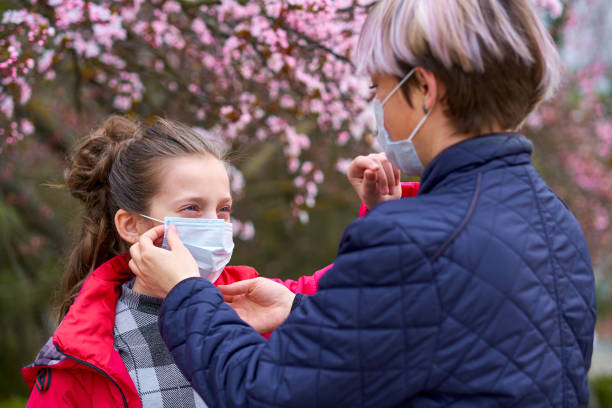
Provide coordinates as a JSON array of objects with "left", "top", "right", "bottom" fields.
[{"left": 130, "top": 0, "right": 596, "bottom": 406}]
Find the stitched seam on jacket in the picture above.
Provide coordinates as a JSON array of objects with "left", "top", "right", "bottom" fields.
[
  {"left": 444, "top": 313, "right": 553, "bottom": 405},
  {"left": 448, "top": 252, "right": 562, "bottom": 355},
  {"left": 535, "top": 198, "right": 585, "bottom": 400},
  {"left": 478, "top": 166, "right": 592, "bottom": 270},
  {"left": 357, "top": 228, "right": 365, "bottom": 408},
  {"left": 524, "top": 168, "right": 566, "bottom": 408},
  {"left": 432, "top": 228, "right": 505, "bottom": 388},
  {"left": 398, "top": 239, "right": 411, "bottom": 399},
  {"left": 423, "top": 262, "right": 443, "bottom": 391},
  {"left": 442, "top": 229, "right": 562, "bottom": 362},
  {"left": 485, "top": 173, "right": 592, "bottom": 271},
  {"left": 375, "top": 223, "right": 440, "bottom": 393},
  {"left": 430, "top": 172, "right": 482, "bottom": 263},
  {"left": 430, "top": 253, "right": 559, "bottom": 405}
]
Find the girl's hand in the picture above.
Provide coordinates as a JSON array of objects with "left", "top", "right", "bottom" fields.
[
  {"left": 219, "top": 278, "right": 295, "bottom": 333},
  {"left": 347, "top": 152, "right": 401, "bottom": 210},
  {"left": 129, "top": 224, "right": 200, "bottom": 298}
]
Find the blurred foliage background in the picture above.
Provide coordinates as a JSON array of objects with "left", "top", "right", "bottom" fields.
[{"left": 0, "top": 0, "right": 611, "bottom": 405}]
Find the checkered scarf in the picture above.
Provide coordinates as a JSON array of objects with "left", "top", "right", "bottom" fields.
[{"left": 114, "top": 279, "right": 207, "bottom": 408}]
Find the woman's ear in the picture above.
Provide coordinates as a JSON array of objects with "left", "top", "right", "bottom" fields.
[
  {"left": 114, "top": 209, "right": 142, "bottom": 244},
  {"left": 414, "top": 67, "right": 438, "bottom": 112}
]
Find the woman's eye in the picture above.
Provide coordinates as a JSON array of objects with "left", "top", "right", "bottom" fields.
[
  {"left": 368, "top": 85, "right": 378, "bottom": 101},
  {"left": 219, "top": 206, "right": 231, "bottom": 213}
]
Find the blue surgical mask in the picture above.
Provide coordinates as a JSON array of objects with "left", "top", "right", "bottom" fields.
[
  {"left": 140, "top": 215, "right": 234, "bottom": 283},
  {"left": 373, "top": 68, "right": 432, "bottom": 176}
]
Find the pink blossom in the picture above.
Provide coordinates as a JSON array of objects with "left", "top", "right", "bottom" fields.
[
  {"left": 0, "top": 94, "right": 15, "bottom": 118},
  {"left": 20, "top": 119, "right": 34, "bottom": 135},
  {"left": 113, "top": 95, "right": 132, "bottom": 111}
]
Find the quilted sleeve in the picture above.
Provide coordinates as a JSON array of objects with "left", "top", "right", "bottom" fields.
[{"left": 159, "top": 215, "right": 442, "bottom": 407}]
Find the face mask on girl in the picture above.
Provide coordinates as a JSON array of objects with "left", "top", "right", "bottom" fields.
[
  {"left": 373, "top": 68, "right": 433, "bottom": 176},
  {"left": 140, "top": 214, "right": 234, "bottom": 283}
]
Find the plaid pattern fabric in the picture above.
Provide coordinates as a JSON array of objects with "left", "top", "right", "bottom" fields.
[
  {"left": 27, "top": 336, "right": 66, "bottom": 368},
  {"left": 114, "top": 279, "right": 207, "bottom": 408}
]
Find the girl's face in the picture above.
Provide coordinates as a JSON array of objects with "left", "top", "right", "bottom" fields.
[{"left": 141, "top": 154, "right": 232, "bottom": 232}]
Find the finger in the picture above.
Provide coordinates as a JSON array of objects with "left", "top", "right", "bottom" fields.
[
  {"left": 379, "top": 159, "right": 396, "bottom": 195},
  {"left": 128, "top": 258, "right": 144, "bottom": 278},
  {"left": 393, "top": 165, "right": 401, "bottom": 188},
  {"left": 370, "top": 158, "right": 389, "bottom": 195},
  {"left": 129, "top": 242, "right": 142, "bottom": 265},
  {"left": 165, "top": 225, "right": 187, "bottom": 252},
  {"left": 363, "top": 169, "right": 379, "bottom": 198},
  {"left": 140, "top": 225, "right": 166, "bottom": 247},
  {"left": 218, "top": 279, "right": 257, "bottom": 296},
  {"left": 347, "top": 156, "right": 380, "bottom": 180},
  {"left": 222, "top": 294, "right": 235, "bottom": 303}
]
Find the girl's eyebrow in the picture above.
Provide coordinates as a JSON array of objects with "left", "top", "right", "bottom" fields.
[
  {"left": 170, "top": 196, "right": 207, "bottom": 206},
  {"left": 170, "top": 195, "right": 233, "bottom": 205}
]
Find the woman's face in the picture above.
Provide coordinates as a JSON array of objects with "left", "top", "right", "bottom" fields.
[
  {"left": 141, "top": 154, "right": 232, "bottom": 232},
  {"left": 371, "top": 70, "right": 456, "bottom": 167},
  {"left": 371, "top": 73, "right": 427, "bottom": 143}
]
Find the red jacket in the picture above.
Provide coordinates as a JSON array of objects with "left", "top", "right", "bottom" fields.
[
  {"left": 22, "top": 254, "right": 260, "bottom": 408},
  {"left": 22, "top": 183, "right": 419, "bottom": 407}
]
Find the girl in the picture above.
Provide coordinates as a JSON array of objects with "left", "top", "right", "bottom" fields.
[{"left": 22, "top": 116, "right": 262, "bottom": 407}]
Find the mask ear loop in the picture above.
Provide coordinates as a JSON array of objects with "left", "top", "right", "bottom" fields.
[
  {"left": 381, "top": 68, "right": 416, "bottom": 106},
  {"left": 139, "top": 214, "right": 164, "bottom": 224}
]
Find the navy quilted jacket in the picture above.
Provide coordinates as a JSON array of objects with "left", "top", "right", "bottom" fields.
[{"left": 159, "top": 134, "right": 596, "bottom": 407}]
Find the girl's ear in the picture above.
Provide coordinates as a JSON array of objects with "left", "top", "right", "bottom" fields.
[{"left": 114, "top": 209, "right": 142, "bottom": 244}]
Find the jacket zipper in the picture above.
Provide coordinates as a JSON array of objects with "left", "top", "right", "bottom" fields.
[{"left": 60, "top": 351, "right": 129, "bottom": 408}]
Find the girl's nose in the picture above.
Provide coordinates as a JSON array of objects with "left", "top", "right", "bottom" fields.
[{"left": 202, "top": 210, "right": 217, "bottom": 220}]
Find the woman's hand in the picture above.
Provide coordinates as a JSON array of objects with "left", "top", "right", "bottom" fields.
[
  {"left": 347, "top": 152, "right": 401, "bottom": 209},
  {"left": 219, "top": 278, "right": 296, "bottom": 333},
  {"left": 129, "top": 224, "right": 200, "bottom": 298}
]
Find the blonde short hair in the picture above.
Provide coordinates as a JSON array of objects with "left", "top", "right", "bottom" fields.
[{"left": 356, "top": 0, "right": 561, "bottom": 134}]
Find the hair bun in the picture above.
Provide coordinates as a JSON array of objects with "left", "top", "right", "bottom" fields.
[{"left": 66, "top": 116, "right": 139, "bottom": 207}]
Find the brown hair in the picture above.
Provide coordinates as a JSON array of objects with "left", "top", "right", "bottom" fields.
[
  {"left": 57, "top": 116, "right": 225, "bottom": 324},
  {"left": 356, "top": 0, "right": 561, "bottom": 135}
]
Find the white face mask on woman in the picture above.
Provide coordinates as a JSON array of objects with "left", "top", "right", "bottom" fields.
[
  {"left": 140, "top": 215, "right": 234, "bottom": 283},
  {"left": 373, "top": 68, "right": 433, "bottom": 176}
]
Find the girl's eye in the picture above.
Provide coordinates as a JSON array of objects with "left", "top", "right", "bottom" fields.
[{"left": 183, "top": 205, "right": 198, "bottom": 212}]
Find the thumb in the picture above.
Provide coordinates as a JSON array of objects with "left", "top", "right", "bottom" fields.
[
  {"left": 363, "top": 169, "right": 378, "bottom": 196},
  {"left": 347, "top": 156, "right": 379, "bottom": 180},
  {"left": 218, "top": 278, "right": 257, "bottom": 296},
  {"left": 166, "top": 225, "right": 187, "bottom": 252}
]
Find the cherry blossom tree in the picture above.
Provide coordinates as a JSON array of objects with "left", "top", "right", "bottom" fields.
[
  {"left": 0, "top": 0, "right": 609, "bottom": 262},
  {"left": 0, "top": 0, "right": 610, "bottom": 398},
  {"left": 0, "top": 0, "right": 376, "bottom": 229}
]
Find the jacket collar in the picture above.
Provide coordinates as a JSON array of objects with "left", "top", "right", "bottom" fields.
[
  {"left": 53, "top": 254, "right": 135, "bottom": 386},
  {"left": 418, "top": 133, "right": 533, "bottom": 195}
]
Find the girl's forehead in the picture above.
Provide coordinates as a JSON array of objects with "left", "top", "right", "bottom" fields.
[{"left": 155, "top": 155, "right": 230, "bottom": 199}]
